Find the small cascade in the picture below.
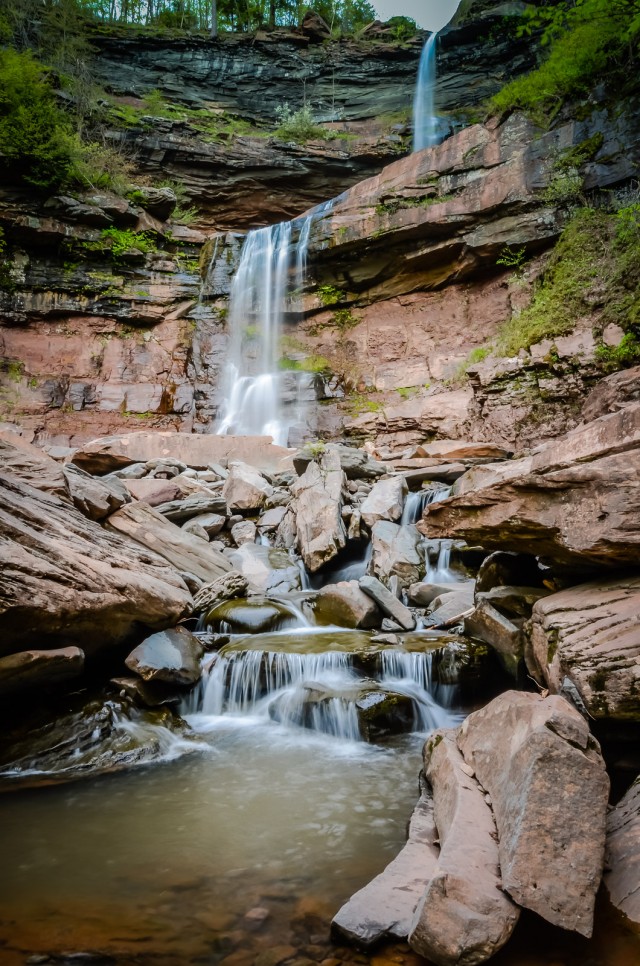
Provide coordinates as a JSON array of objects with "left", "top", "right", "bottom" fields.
[
  {"left": 401, "top": 486, "right": 449, "bottom": 525},
  {"left": 425, "top": 538, "right": 461, "bottom": 583},
  {"left": 413, "top": 32, "right": 440, "bottom": 152},
  {"left": 212, "top": 200, "right": 332, "bottom": 446},
  {"left": 185, "top": 643, "right": 460, "bottom": 742}
]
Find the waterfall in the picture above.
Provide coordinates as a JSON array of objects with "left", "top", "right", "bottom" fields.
[
  {"left": 212, "top": 201, "right": 331, "bottom": 447},
  {"left": 413, "top": 32, "right": 439, "bottom": 152},
  {"left": 401, "top": 486, "right": 450, "bottom": 525}
]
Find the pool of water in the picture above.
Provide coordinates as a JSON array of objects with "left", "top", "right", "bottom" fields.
[{"left": 0, "top": 716, "right": 638, "bottom": 966}]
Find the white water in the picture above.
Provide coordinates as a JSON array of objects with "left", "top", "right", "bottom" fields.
[
  {"left": 413, "top": 32, "right": 440, "bottom": 152},
  {"left": 213, "top": 201, "right": 331, "bottom": 446},
  {"left": 401, "top": 485, "right": 450, "bottom": 525}
]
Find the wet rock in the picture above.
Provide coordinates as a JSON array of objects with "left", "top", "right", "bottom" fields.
[
  {"left": 359, "top": 576, "right": 415, "bottom": 631},
  {"left": 125, "top": 626, "right": 204, "bottom": 686},
  {"left": 408, "top": 580, "right": 474, "bottom": 606},
  {"left": 223, "top": 461, "right": 273, "bottom": 512},
  {"left": 526, "top": 575, "right": 640, "bottom": 721},
  {"left": 314, "top": 581, "right": 382, "bottom": 630},
  {"left": 107, "top": 500, "right": 231, "bottom": 583},
  {"left": 0, "top": 696, "right": 198, "bottom": 787},
  {"left": 409, "top": 730, "right": 520, "bottom": 965},
  {"left": 360, "top": 475, "right": 407, "bottom": 529},
  {"left": 475, "top": 551, "right": 545, "bottom": 593},
  {"left": 228, "top": 543, "right": 302, "bottom": 595},
  {"left": 0, "top": 647, "right": 84, "bottom": 696},
  {"left": 205, "top": 598, "right": 297, "bottom": 634},
  {"left": 604, "top": 775, "right": 640, "bottom": 925},
  {"left": 110, "top": 675, "right": 182, "bottom": 707},
  {"left": 457, "top": 691, "right": 610, "bottom": 936},
  {"left": 424, "top": 589, "right": 474, "bottom": 629},
  {"left": 124, "top": 478, "right": 183, "bottom": 506},
  {"left": 424, "top": 405, "right": 640, "bottom": 571},
  {"left": 63, "top": 463, "right": 130, "bottom": 520},
  {"left": 192, "top": 570, "right": 249, "bottom": 613},
  {"left": 291, "top": 449, "right": 346, "bottom": 573},
  {"left": 0, "top": 473, "right": 192, "bottom": 655},
  {"left": 464, "top": 599, "right": 523, "bottom": 678},
  {"left": 370, "top": 521, "right": 422, "bottom": 589},
  {"left": 333, "top": 790, "right": 439, "bottom": 947},
  {"left": 155, "top": 492, "right": 227, "bottom": 522},
  {"left": 231, "top": 519, "right": 258, "bottom": 546}
]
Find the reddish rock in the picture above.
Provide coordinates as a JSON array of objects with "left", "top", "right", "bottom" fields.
[
  {"left": 314, "top": 580, "right": 381, "bottom": 629},
  {"left": 124, "top": 478, "right": 182, "bottom": 506}
]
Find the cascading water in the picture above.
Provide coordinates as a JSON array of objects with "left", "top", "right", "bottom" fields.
[
  {"left": 413, "top": 32, "right": 440, "bottom": 152},
  {"left": 213, "top": 200, "right": 331, "bottom": 446}
]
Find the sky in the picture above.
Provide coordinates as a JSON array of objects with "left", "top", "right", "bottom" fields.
[{"left": 374, "top": 0, "right": 461, "bottom": 31}]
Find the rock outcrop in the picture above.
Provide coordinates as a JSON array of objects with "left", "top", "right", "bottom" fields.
[
  {"left": 291, "top": 449, "right": 346, "bottom": 572},
  {"left": 370, "top": 521, "right": 422, "bottom": 588},
  {"left": 0, "top": 647, "right": 84, "bottom": 696},
  {"left": 526, "top": 576, "right": 640, "bottom": 721},
  {"left": 604, "top": 775, "right": 640, "bottom": 925},
  {"left": 0, "top": 473, "right": 192, "bottom": 655},
  {"left": 314, "top": 581, "right": 381, "bottom": 629},
  {"left": 125, "top": 627, "right": 204, "bottom": 687},
  {"left": 422, "top": 405, "right": 640, "bottom": 571}
]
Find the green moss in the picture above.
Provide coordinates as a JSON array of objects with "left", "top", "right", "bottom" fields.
[
  {"left": 279, "top": 354, "right": 331, "bottom": 374},
  {"left": 317, "top": 284, "right": 345, "bottom": 306},
  {"left": 375, "top": 193, "right": 455, "bottom": 216},
  {"left": 3, "top": 360, "right": 24, "bottom": 382},
  {"left": 396, "top": 386, "right": 419, "bottom": 400},
  {"left": 101, "top": 228, "right": 157, "bottom": 259}
]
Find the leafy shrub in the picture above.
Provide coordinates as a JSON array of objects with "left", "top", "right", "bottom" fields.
[
  {"left": 496, "top": 245, "right": 527, "bottom": 270},
  {"left": 317, "top": 284, "right": 345, "bottom": 306},
  {"left": 101, "top": 228, "right": 157, "bottom": 258},
  {"left": 274, "top": 104, "right": 327, "bottom": 143}
]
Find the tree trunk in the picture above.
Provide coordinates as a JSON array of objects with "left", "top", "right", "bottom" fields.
[{"left": 210, "top": 0, "right": 218, "bottom": 37}]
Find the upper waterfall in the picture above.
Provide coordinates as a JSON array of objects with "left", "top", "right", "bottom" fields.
[{"left": 413, "top": 32, "right": 440, "bottom": 152}]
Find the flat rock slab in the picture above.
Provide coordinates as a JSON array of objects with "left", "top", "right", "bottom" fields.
[
  {"left": 0, "top": 473, "right": 192, "bottom": 656},
  {"left": 423, "top": 404, "right": 640, "bottom": 570},
  {"left": 73, "top": 431, "right": 295, "bottom": 474},
  {"left": 409, "top": 730, "right": 519, "bottom": 966},
  {"left": 359, "top": 575, "right": 415, "bottom": 631},
  {"left": 156, "top": 493, "right": 227, "bottom": 521},
  {"left": 416, "top": 440, "right": 513, "bottom": 461},
  {"left": 604, "top": 775, "right": 640, "bottom": 924},
  {"left": 360, "top": 475, "right": 407, "bottom": 529},
  {"left": 126, "top": 626, "right": 204, "bottom": 686},
  {"left": 63, "top": 462, "right": 130, "bottom": 520},
  {"left": 0, "top": 431, "right": 67, "bottom": 498},
  {"left": 0, "top": 647, "right": 84, "bottom": 696},
  {"left": 457, "top": 691, "right": 609, "bottom": 936},
  {"left": 124, "top": 478, "right": 183, "bottom": 506},
  {"left": 332, "top": 792, "right": 439, "bottom": 947},
  {"left": 526, "top": 575, "right": 640, "bottom": 721},
  {"left": 108, "top": 501, "right": 231, "bottom": 583},
  {"left": 425, "top": 590, "right": 474, "bottom": 629}
]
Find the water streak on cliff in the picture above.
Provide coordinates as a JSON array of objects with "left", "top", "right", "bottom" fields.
[{"left": 413, "top": 32, "right": 440, "bottom": 152}]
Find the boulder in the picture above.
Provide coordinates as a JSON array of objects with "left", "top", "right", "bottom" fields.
[
  {"left": 332, "top": 792, "right": 439, "bottom": 947},
  {"left": 192, "top": 571, "right": 249, "bottom": 614},
  {"left": 125, "top": 626, "right": 204, "bottom": 686},
  {"left": 205, "top": 598, "right": 297, "bottom": 634},
  {"left": 0, "top": 431, "right": 67, "bottom": 498},
  {"left": 476, "top": 585, "right": 551, "bottom": 617},
  {"left": 231, "top": 519, "right": 258, "bottom": 546},
  {"left": 300, "top": 9, "right": 331, "bottom": 41},
  {"left": 63, "top": 462, "right": 130, "bottom": 520},
  {"left": 526, "top": 575, "right": 640, "bottom": 721},
  {"left": 360, "top": 475, "right": 407, "bottom": 529},
  {"left": 425, "top": 589, "right": 474, "bottom": 629},
  {"left": 294, "top": 444, "right": 385, "bottom": 480},
  {"left": 107, "top": 501, "right": 231, "bottom": 583},
  {"left": 409, "top": 730, "right": 520, "bottom": 966},
  {"left": 258, "top": 506, "right": 287, "bottom": 531},
  {"left": 0, "top": 647, "right": 84, "bottom": 696},
  {"left": 457, "top": 691, "right": 610, "bottom": 936},
  {"left": 72, "top": 432, "right": 295, "bottom": 475},
  {"left": 155, "top": 492, "right": 227, "bottom": 521},
  {"left": 408, "top": 580, "right": 474, "bottom": 606},
  {"left": 359, "top": 575, "right": 415, "bottom": 631},
  {"left": 464, "top": 599, "right": 523, "bottom": 677},
  {"left": 0, "top": 473, "right": 192, "bottom": 656},
  {"left": 182, "top": 520, "right": 209, "bottom": 541},
  {"left": 291, "top": 449, "right": 346, "bottom": 573},
  {"left": 131, "top": 185, "right": 176, "bottom": 220},
  {"left": 228, "top": 543, "right": 301, "bottom": 595},
  {"left": 222, "top": 461, "right": 273, "bottom": 512},
  {"left": 423, "top": 405, "right": 640, "bottom": 571},
  {"left": 187, "top": 512, "right": 226, "bottom": 537},
  {"left": 314, "top": 580, "right": 382, "bottom": 629},
  {"left": 124, "top": 478, "right": 183, "bottom": 506},
  {"left": 604, "top": 775, "right": 640, "bottom": 925},
  {"left": 370, "top": 521, "right": 422, "bottom": 588}
]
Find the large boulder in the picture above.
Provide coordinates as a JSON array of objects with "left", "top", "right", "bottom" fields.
[
  {"left": 370, "top": 520, "right": 422, "bottom": 588},
  {"left": 360, "top": 475, "right": 407, "bottom": 529},
  {"left": 457, "top": 691, "right": 610, "bottom": 936},
  {"left": 222, "top": 461, "right": 273, "bottom": 512},
  {"left": 422, "top": 405, "right": 640, "bottom": 570},
  {"left": 155, "top": 492, "right": 227, "bottom": 521},
  {"left": 107, "top": 501, "right": 231, "bottom": 584},
  {"left": 604, "top": 775, "right": 640, "bottom": 925},
  {"left": 227, "top": 543, "right": 301, "bottom": 595},
  {"left": 314, "top": 580, "right": 381, "bottom": 629},
  {"left": 526, "top": 575, "right": 640, "bottom": 721},
  {"left": 294, "top": 444, "right": 385, "bottom": 480},
  {"left": 0, "top": 473, "right": 192, "bottom": 656},
  {"left": 0, "top": 431, "right": 67, "bottom": 498},
  {"left": 359, "top": 575, "right": 415, "bottom": 631},
  {"left": 291, "top": 449, "right": 346, "bottom": 572},
  {"left": 408, "top": 730, "right": 520, "bottom": 966},
  {"left": 332, "top": 791, "right": 439, "bottom": 947},
  {"left": 125, "top": 626, "right": 204, "bottom": 686},
  {"left": 63, "top": 462, "right": 130, "bottom": 520},
  {"left": 0, "top": 647, "right": 84, "bottom": 696}
]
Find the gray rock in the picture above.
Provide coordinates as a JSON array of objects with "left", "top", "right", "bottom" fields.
[
  {"left": 125, "top": 626, "right": 204, "bottom": 686},
  {"left": 0, "top": 647, "right": 84, "bottom": 696},
  {"left": 425, "top": 590, "right": 474, "bottom": 629},
  {"left": 408, "top": 580, "right": 474, "bottom": 606},
  {"left": 604, "top": 775, "right": 640, "bottom": 925},
  {"left": 182, "top": 520, "right": 209, "bottom": 541},
  {"left": 63, "top": 462, "right": 130, "bottom": 520},
  {"left": 359, "top": 575, "right": 415, "bottom": 631},
  {"left": 332, "top": 792, "right": 439, "bottom": 947},
  {"left": 258, "top": 506, "right": 287, "bottom": 531},
  {"left": 294, "top": 444, "right": 385, "bottom": 480},
  {"left": 185, "top": 512, "right": 226, "bottom": 537},
  {"left": 314, "top": 580, "right": 381, "bottom": 629},
  {"left": 409, "top": 730, "right": 520, "bottom": 965},
  {"left": 155, "top": 493, "right": 227, "bottom": 522},
  {"left": 370, "top": 521, "right": 422, "bottom": 589},
  {"left": 360, "top": 475, "right": 407, "bottom": 529},
  {"left": 231, "top": 519, "right": 257, "bottom": 546},
  {"left": 291, "top": 449, "right": 346, "bottom": 573},
  {"left": 464, "top": 599, "right": 523, "bottom": 677},
  {"left": 222, "top": 460, "right": 273, "bottom": 512},
  {"left": 228, "top": 543, "right": 301, "bottom": 595},
  {"left": 191, "top": 570, "right": 249, "bottom": 613},
  {"left": 477, "top": 584, "right": 551, "bottom": 617},
  {"left": 457, "top": 691, "right": 610, "bottom": 937}
]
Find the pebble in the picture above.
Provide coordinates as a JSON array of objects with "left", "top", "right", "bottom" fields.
[{"left": 244, "top": 906, "right": 270, "bottom": 922}]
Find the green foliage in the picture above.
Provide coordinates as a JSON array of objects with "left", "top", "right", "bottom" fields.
[
  {"left": 346, "top": 392, "right": 382, "bottom": 416},
  {"left": 595, "top": 332, "right": 640, "bottom": 369},
  {"left": 0, "top": 227, "right": 16, "bottom": 291},
  {"left": 274, "top": 103, "right": 328, "bottom": 143},
  {"left": 396, "top": 385, "right": 419, "bottom": 399},
  {"left": 279, "top": 354, "right": 331, "bottom": 373},
  {"left": 452, "top": 346, "right": 491, "bottom": 383},
  {"left": 317, "top": 284, "right": 345, "bottom": 306},
  {"left": 101, "top": 227, "right": 157, "bottom": 258},
  {"left": 489, "top": 1, "right": 640, "bottom": 123},
  {"left": 496, "top": 245, "right": 526, "bottom": 270},
  {"left": 543, "top": 168, "right": 584, "bottom": 206},
  {"left": 302, "top": 440, "right": 326, "bottom": 458},
  {"left": 387, "top": 16, "right": 418, "bottom": 42},
  {"left": 332, "top": 307, "right": 359, "bottom": 331},
  {"left": 172, "top": 205, "right": 200, "bottom": 225}
]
